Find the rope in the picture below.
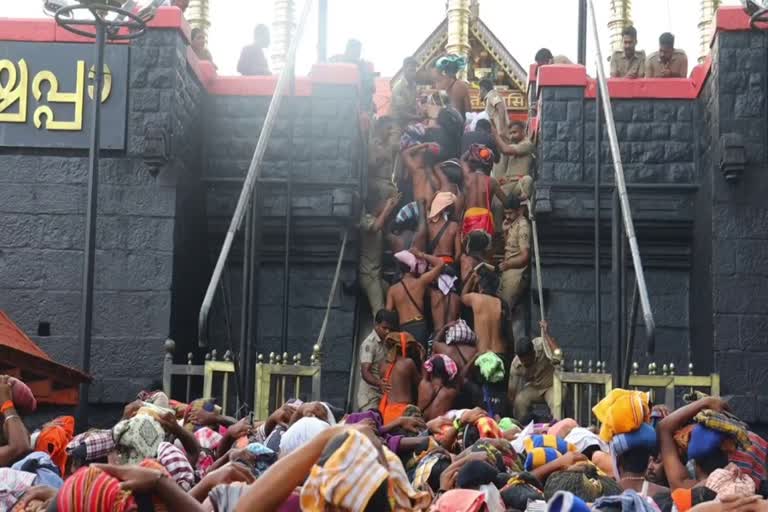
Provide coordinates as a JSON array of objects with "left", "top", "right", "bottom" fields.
[{"left": 314, "top": 230, "right": 349, "bottom": 352}]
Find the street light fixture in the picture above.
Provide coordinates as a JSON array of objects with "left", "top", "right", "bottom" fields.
[{"left": 48, "top": 0, "right": 158, "bottom": 430}]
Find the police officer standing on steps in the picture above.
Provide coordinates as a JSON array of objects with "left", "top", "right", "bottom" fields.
[{"left": 498, "top": 195, "right": 530, "bottom": 343}]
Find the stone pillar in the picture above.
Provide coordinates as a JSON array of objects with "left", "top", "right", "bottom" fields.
[
  {"left": 272, "top": 0, "right": 296, "bottom": 75},
  {"left": 186, "top": 0, "right": 210, "bottom": 32},
  {"left": 607, "top": 0, "right": 632, "bottom": 53},
  {"left": 698, "top": 0, "right": 719, "bottom": 63},
  {"left": 445, "top": 0, "right": 471, "bottom": 60}
]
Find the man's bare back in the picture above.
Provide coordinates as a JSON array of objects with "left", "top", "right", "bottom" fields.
[
  {"left": 380, "top": 357, "right": 419, "bottom": 405},
  {"left": 427, "top": 218, "right": 460, "bottom": 260},
  {"left": 448, "top": 80, "right": 471, "bottom": 118},
  {"left": 462, "top": 292, "right": 505, "bottom": 354},
  {"left": 387, "top": 275, "right": 426, "bottom": 324},
  {"left": 433, "top": 341, "right": 477, "bottom": 374},
  {"left": 418, "top": 378, "right": 458, "bottom": 421},
  {"left": 402, "top": 144, "right": 436, "bottom": 206}
]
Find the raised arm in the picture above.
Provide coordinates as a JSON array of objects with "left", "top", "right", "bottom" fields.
[
  {"left": 412, "top": 248, "right": 445, "bottom": 285},
  {"left": 0, "top": 376, "right": 31, "bottom": 466},
  {"left": 401, "top": 143, "right": 429, "bottom": 177},
  {"left": 234, "top": 426, "right": 347, "bottom": 512},
  {"left": 657, "top": 396, "right": 724, "bottom": 490},
  {"left": 373, "top": 194, "right": 400, "bottom": 232},
  {"left": 461, "top": 272, "right": 479, "bottom": 300}
]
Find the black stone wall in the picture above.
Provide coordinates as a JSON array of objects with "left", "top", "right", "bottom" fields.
[
  {"left": 0, "top": 28, "right": 204, "bottom": 422},
  {"left": 534, "top": 87, "right": 696, "bottom": 371},
  {"left": 703, "top": 29, "right": 768, "bottom": 424},
  {"left": 202, "top": 85, "right": 364, "bottom": 408}
]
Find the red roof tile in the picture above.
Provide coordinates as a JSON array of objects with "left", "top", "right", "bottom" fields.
[{"left": 0, "top": 310, "right": 51, "bottom": 361}]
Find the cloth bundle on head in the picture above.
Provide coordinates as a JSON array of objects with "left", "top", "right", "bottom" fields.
[
  {"left": 280, "top": 417, "right": 331, "bottom": 457},
  {"left": 112, "top": 413, "right": 165, "bottom": 465},
  {"left": 611, "top": 423, "right": 657, "bottom": 457},
  {"left": 429, "top": 192, "right": 456, "bottom": 222},
  {"left": 344, "top": 410, "right": 402, "bottom": 453},
  {"left": 524, "top": 434, "right": 576, "bottom": 455},
  {"left": 475, "top": 417, "right": 503, "bottom": 441},
  {"left": 136, "top": 390, "right": 170, "bottom": 409},
  {"left": 424, "top": 354, "right": 458, "bottom": 381},
  {"left": 544, "top": 463, "right": 623, "bottom": 502},
  {"left": 592, "top": 489, "right": 658, "bottom": 512},
  {"left": 394, "top": 250, "right": 427, "bottom": 275},
  {"left": 464, "top": 143, "right": 495, "bottom": 170},
  {"left": 55, "top": 466, "right": 136, "bottom": 512},
  {"left": 66, "top": 429, "right": 116, "bottom": 464},
  {"left": 245, "top": 442, "right": 278, "bottom": 476},
  {"left": 156, "top": 441, "right": 195, "bottom": 491},
  {"left": 300, "top": 429, "right": 430, "bottom": 511},
  {"left": 688, "top": 424, "right": 727, "bottom": 461},
  {"left": 400, "top": 122, "right": 427, "bottom": 150},
  {"left": 7, "top": 377, "right": 36, "bottom": 414},
  {"left": 567, "top": 427, "right": 610, "bottom": 454},
  {"left": 549, "top": 419, "right": 579, "bottom": 439},
  {"left": 35, "top": 415, "right": 74, "bottom": 476},
  {"left": 475, "top": 352, "right": 505, "bottom": 384},
  {"left": 674, "top": 424, "right": 695, "bottom": 457},
  {"left": 730, "top": 431, "right": 768, "bottom": 487},
  {"left": 592, "top": 389, "right": 650, "bottom": 442},
  {"left": 0, "top": 468, "right": 37, "bottom": 511},
  {"left": 12, "top": 451, "right": 63, "bottom": 489},
  {"left": 498, "top": 417, "right": 521, "bottom": 434},
  {"left": 693, "top": 410, "right": 751, "bottom": 450},
  {"left": 705, "top": 464, "right": 756, "bottom": 499},
  {"left": 445, "top": 319, "right": 477, "bottom": 346},
  {"left": 194, "top": 426, "right": 223, "bottom": 451},
  {"left": 525, "top": 447, "right": 562, "bottom": 471},
  {"left": 183, "top": 398, "right": 222, "bottom": 432},
  {"left": 501, "top": 474, "right": 545, "bottom": 511},
  {"left": 547, "top": 491, "right": 591, "bottom": 512},
  {"left": 395, "top": 201, "right": 420, "bottom": 226},
  {"left": 436, "top": 54, "right": 467, "bottom": 73}
]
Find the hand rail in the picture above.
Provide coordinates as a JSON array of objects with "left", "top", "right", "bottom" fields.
[
  {"left": 198, "top": 0, "right": 314, "bottom": 347},
  {"left": 588, "top": 0, "right": 656, "bottom": 353}
]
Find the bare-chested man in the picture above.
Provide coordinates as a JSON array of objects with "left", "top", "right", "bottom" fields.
[
  {"left": 378, "top": 331, "right": 424, "bottom": 424},
  {"left": 460, "top": 231, "right": 492, "bottom": 285},
  {"left": 461, "top": 269, "right": 506, "bottom": 357},
  {"left": 461, "top": 144, "right": 507, "bottom": 240},
  {"left": 434, "top": 159, "right": 465, "bottom": 216},
  {"left": 423, "top": 192, "right": 462, "bottom": 333},
  {"left": 432, "top": 321, "right": 478, "bottom": 375},
  {"left": 401, "top": 143, "right": 440, "bottom": 216},
  {"left": 418, "top": 354, "right": 459, "bottom": 421},
  {"left": 386, "top": 248, "right": 444, "bottom": 348},
  {"left": 434, "top": 55, "right": 471, "bottom": 119}
]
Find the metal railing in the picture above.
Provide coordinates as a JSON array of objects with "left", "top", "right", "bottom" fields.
[
  {"left": 197, "top": 0, "right": 314, "bottom": 348},
  {"left": 588, "top": 0, "right": 656, "bottom": 384},
  {"left": 552, "top": 358, "right": 719, "bottom": 425},
  {"left": 162, "top": 340, "right": 321, "bottom": 418}
]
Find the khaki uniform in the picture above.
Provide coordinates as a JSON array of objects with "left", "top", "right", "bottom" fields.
[
  {"left": 508, "top": 337, "right": 562, "bottom": 419},
  {"left": 391, "top": 78, "right": 419, "bottom": 128},
  {"left": 359, "top": 212, "right": 385, "bottom": 315},
  {"left": 500, "top": 216, "right": 530, "bottom": 310},
  {"left": 356, "top": 330, "right": 387, "bottom": 410},
  {"left": 485, "top": 89, "right": 509, "bottom": 180},
  {"left": 610, "top": 50, "right": 646, "bottom": 78},
  {"left": 502, "top": 139, "right": 535, "bottom": 200},
  {"left": 645, "top": 50, "right": 688, "bottom": 78}
]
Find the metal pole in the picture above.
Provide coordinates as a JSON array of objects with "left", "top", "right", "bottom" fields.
[
  {"left": 76, "top": 20, "right": 106, "bottom": 430},
  {"left": 611, "top": 190, "right": 623, "bottom": 387},
  {"left": 594, "top": 87, "right": 602, "bottom": 361},
  {"left": 318, "top": 0, "right": 328, "bottom": 62},
  {"left": 245, "top": 187, "right": 262, "bottom": 407},
  {"left": 577, "top": 0, "right": 588, "bottom": 65},
  {"left": 199, "top": 0, "right": 313, "bottom": 347},
  {"left": 530, "top": 206, "right": 546, "bottom": 335},
  {"left": 281, "top": 61, "right": 297, "bottom": 355},
  {"left": 623, "top": 276, "right": 639, "bottom": 387},
  {"left": 238, "top": 199, "right": 254, "bottom": 411},
  {"left": 588, "top": 0, "right": 655, "bottom": 350}
]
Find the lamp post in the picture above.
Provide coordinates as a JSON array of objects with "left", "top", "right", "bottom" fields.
[{"left": 52, "top": 1, "right": 151, "bottom": 430}]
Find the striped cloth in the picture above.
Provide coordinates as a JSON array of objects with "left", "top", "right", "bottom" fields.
[
  {"left": 54, "top": 466, "right": 136, "bottom": 512},
  {"left": 157, "top": 441, "right": 194, "bottom": 491},
  {"left": 525, "top": 448, "right": 562, "bottom": 471},
  {"left": 67, "top": 429, "right": 116, "bottom": 463},
  {"left": 523, "top": 434, "right": 576, "bottom": 455},
  {"left": 0, "top": 468, "right": 36, "bottom": 511},
  {"left": 694, "top": 410, "right": 752, "bottom": 450},
  {"left": 730, "top": 431, "right": 768, "bottom": 486}
]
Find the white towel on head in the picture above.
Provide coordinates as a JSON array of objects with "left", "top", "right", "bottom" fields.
[
  {"left": 565, "top": 427, "right": 609, "bottom": 453},
  {"left": 279, "top": 417, "right": 331, "bottom": 456},
  {"left": 320, "top": 402, "right": 337, "bottom": 425}
]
